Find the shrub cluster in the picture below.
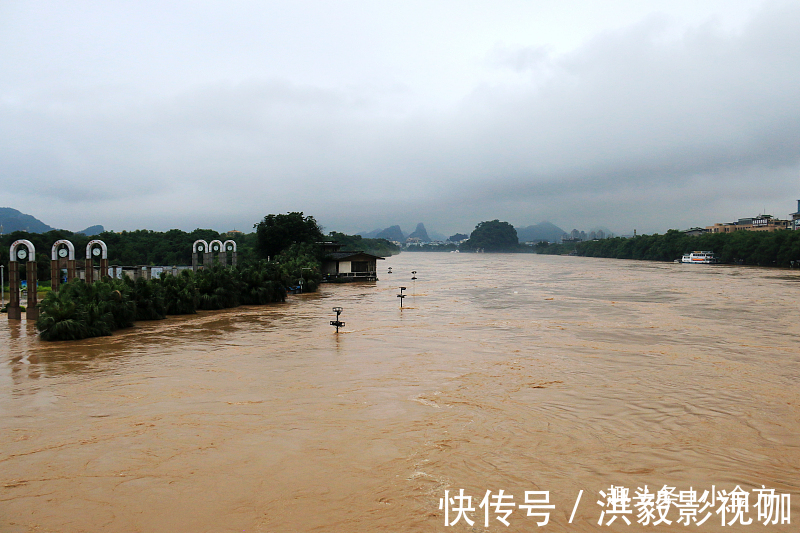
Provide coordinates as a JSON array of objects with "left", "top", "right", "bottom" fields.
[{"left": 36, "top": 262, "right": 301, "bottom": 341}]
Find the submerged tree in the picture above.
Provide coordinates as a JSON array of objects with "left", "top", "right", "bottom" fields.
[
  {"left": 461, "top": 220, "right": 519, "bottom": 252},
  {"left": 254, "top": 212, "right": 324, "bottom": 259}
]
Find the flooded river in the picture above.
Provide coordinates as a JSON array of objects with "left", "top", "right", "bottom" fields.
[{"left": 1, "top": 254, "right": 798, "bottom": 532}]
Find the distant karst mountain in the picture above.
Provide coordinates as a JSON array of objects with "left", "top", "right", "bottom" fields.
[
  {"left": 0, "top": 207, "right": 56, "bottom": 234},
  {"left": 515, "top": 221, "right": 567, "bottom": 243},
  {"left": 358, "top": 228, "right": 384, "bottom": 239},
  {"left": 0, "top": 207, "right": 105, "bottom": 235},
  {"left": 375, "top": 225, "right": 405, "bottom": 242},
  {"left": 407, "top": 223, "right": 430, "bottom": 242},
  {"left": 77, "top": 225, "right": 105, "bottom": 236},
  {"left": 360, "top": 223, "right": 439, "bottom": 242}
]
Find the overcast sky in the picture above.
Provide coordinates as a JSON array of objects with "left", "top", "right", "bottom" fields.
[{"left": 1, "top": 0, "right": 799, "bottom": 236}]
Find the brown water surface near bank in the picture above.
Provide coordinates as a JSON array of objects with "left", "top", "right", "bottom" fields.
[{"left": 1, "top": 254, "right": 798, "bottom": 532}]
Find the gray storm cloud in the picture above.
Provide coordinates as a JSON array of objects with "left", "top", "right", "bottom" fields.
[{"left": 0, "top": 1, "right": 798, "bottom": 235}]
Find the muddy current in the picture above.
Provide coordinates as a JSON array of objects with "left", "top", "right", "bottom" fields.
[{"left": 1, "top": 254, "right": 798, "bottom": 532}]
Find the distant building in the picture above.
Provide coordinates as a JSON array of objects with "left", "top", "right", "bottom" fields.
[
  {"left": 791, "top": 200, "right": 800, "bottom": 230},
  {"left": 683, "top": 227, "right": 709, "bottom": 236},
  {"left": 706, "top": 215, "right": 790, "bottom": 233}
]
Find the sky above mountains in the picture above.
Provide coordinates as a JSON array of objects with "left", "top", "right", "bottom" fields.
[{"left": 1, "top": 1, "right": 798, "bottom": 236}]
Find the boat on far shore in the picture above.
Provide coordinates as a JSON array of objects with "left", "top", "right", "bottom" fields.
[{"left": 680, "top": 251, "right": 718, "bottom": 264}]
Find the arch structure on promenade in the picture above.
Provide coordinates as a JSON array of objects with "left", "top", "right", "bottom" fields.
[
  {"left": 223, "top": 240, "right": 238, "bottom": 267},
  {"left": 7, "top": 239, "right": 38, "bottom": 321},
  {"left": 209, "top": 240, "right": 224, "bottom": 266},
  {"left": 85, "top": 240, "right": 108, "bottom": 284},
  {"left": 50, "top": 240, "right": 77, "bottom": 292},
  {"left": 192, "top": 240, "right": 209, "bottom": 272}
]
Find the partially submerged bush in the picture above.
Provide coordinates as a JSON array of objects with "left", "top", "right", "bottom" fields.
[{"left": 37, "top": 262, "right": 289, "bottom": 341}]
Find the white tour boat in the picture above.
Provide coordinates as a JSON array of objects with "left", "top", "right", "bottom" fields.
[{"left": 681, "top": 251, "right": 717, "bottom": 264}]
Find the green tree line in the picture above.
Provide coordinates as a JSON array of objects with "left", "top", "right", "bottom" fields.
[
  {"left": 0, "top": 228, "right": 257, "bottom": 281},
  {"left": 567, "top": 229, "right": 800, "bottom": 266},
  {"left": 1, "top": 215, "right": 395, "bottom": 282}
]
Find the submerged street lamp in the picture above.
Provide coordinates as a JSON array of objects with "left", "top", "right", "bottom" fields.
[
  {"left": 300, "top": 267, "right": 312, "bottom": 293},
  {"left": 388, "top": 266, "right": 392, "bottom": 274},
  {"left": 397, "top": 286, "right": 406, "bottom": 308},
  {"left": 330, "top": 307, "right": 345, "bottom": 332}
]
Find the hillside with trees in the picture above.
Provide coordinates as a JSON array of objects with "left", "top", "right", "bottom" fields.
[{"left": 461, "top": 220, "right": 519, "bottom": 252}]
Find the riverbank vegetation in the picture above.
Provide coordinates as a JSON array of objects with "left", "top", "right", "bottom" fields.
[
  {"left": 0, "top": 212, "right": 395, "bottom": 283},
  {"left": 326, "top": 232, "right": 400, "bottom": 256},
  {"left": 460, "top": 220, "right": 520, "bottom": 252},
  {"left": 24, "top": 212, "right": 334, "bottom": 341},
  {"left": 535, "top": 229, "right": 800, "bottom": 267},
  {"left": 35, "top": 264, "right": 289, "bottom": 341}
]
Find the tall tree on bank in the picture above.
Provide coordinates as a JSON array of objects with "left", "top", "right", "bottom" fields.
[
  {"left": 462, "top": 220, "right": 519, "bottom": 252},
  {"left": 254, "top": 212, "right": 324, "bottom": 259}
]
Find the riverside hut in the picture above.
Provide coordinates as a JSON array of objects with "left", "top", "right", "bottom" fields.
[{"left": 322, "top": 248, "right": 384, "bottom": 282}]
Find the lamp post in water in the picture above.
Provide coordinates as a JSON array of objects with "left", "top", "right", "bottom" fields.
[
  {"left": 411, "top": 270, "right": 417, "bottom": 296},
  {"left": 301, "top": 267, "right": 312, "bottom": 293},
  {"left": 397, "top": 287, "right": 406, "bottom": 308},
  {"left": 330, "top": 307, "right": 345, "bottom": 332}
]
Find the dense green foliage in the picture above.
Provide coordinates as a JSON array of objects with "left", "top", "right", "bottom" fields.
[
  {"left": 275, "top": 243, "right": 323, "bottom": 292},
  {"left": 36, "top": 265, "right": 288, "bottom": 341},
  {"left": 254, "top": 212, "right": 324, "bottom": 259},
  {"left": 36, "top": 278, "right": 136, "bottom": 341},
  {"left": 0, "top": 228, "right": 256, "bottom": 280},
  {"left": 533, "top": 241, "right": 578, "bottom": 255},
  {"left": 571, "top": 229, "right": 800, "bottom": 266},
  {"left": 326, "top": 232, "right": 399, "bottom": 257},
  {"left": 461, "top": 220, "right": 519, "bottom": 252}
]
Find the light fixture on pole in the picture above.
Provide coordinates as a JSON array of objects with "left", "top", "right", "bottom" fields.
[
  {"left": 397, "top": 286, "right": 406, "bottom": 308},
  {"left": 330, "top": 307, "right": 345, "bottom": 332}
]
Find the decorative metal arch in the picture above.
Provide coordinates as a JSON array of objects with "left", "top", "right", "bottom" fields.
[
  {"left": 84, "top": 240, "right": 108, "bottom": 284},
  {"left": 208, "top": 239, "right": 225, "bottom": 267},
  {"left": 192, "top": 240, "right": 209, "bottom": 253},
  {"left": 209, "top": 240, "right": 224, "bottom": 254},
  {"left": 86, "top": 240, "right": 108, "bottom": 259},
  {"left": 51, "top": 239, "right": 75, "bottom": 260},
  {"left": 7, "top": 239, "right": 37, "bottom": 321},
  {"left": 193, "top": 239, "right": 210, "bottom": 271},
  {"left": 10, "top": 239, "right": 35, "bottom": 261},
  {"left": 223, "top": 239, "right": 238, "bottom": 267},
  {"left": 50, "top": 240, "right": 77, "bottom": 291}
]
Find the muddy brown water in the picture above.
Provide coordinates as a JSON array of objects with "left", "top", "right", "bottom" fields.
[{"left": 1, "top": 254, "right": 798, "bottom": 532}]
